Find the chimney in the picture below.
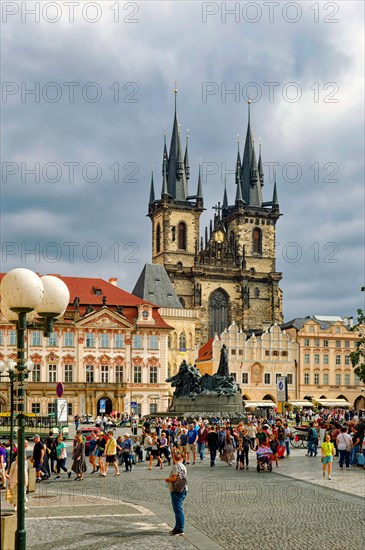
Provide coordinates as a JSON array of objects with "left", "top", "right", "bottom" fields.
[{"left": 109, "top": 278, "right": 118, "bottom": 287}]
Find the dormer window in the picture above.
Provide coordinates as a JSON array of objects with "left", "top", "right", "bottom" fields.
[
  {"left": 93, "top": 288, "right": 102, "bottom": 295},
  {"left": 142, "top": 310, "right": 149, "bottom": 320}
]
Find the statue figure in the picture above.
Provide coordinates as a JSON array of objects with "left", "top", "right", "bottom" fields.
[
  {"left": 85, "top": 304, "right": 94, "bottom": 315},
  {"left": 73, "top": 296, "right": 80, "bottom": 311},
  {"left": 217, "top": 344, "right": 229, "bottom": 377},
  {"left": 102, "top": 295, "right": 107, "bottom": 306},
  {"left": 115, "top": 305, "right": 124, "bottom": 316},
  {"left": 166, "top": 360, "right": 202, "bottom": 398}
]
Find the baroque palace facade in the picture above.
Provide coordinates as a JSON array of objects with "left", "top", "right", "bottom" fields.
[
  {"left": 0, "top": 275, "right": 173, "bottom": 417},
  {"left": 148, "top": 93, "right": 283, "bottom": 345}
]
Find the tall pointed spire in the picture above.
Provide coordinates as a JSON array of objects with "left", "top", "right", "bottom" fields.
[
  {"left": 235, "top": 172, "right": 244, "bottom": 208},
  {"left": 222, "top": 177, "right": 228, "bottom": 210},
  {"left": 196, "top": 163, "right": 203, "bottom": 205},
  {"left": 167, "top": 85, "right": 188, "bottom": 201},
  {"left": 272, "top": 172, "right": 279, "bottom": 207},
  {"left": 235, "top": 134, "right": 241, "bottom": 186},
  {"left": 250, "top": 143, "right": 262, "bottom": 207},
  {"left": 161, "top": 154, "right": 168, "bottom": 199},
  {"left": 184, "top": 131, "right": 190, "bottom": 181},
  {"left": 241, "top": 99, "right": 253, "bottom": 204},
  {"left": 258, "top": 141, "right": 264, "bottom": 187},
  {"left": 149, "top": 167, "right": 155, "bottom": 204}
]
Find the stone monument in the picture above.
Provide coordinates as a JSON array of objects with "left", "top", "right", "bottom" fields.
[{"left": 166, "top": 345, "right": 244, "bottom": 418}]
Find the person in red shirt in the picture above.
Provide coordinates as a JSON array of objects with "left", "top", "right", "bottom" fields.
[{"left": 197, "top": 422, "right": 209, "bottom": 462}]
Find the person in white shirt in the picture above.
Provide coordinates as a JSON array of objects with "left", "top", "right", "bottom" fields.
[{"left": 336, "top": 427, "right": 352, "bottom": 469}]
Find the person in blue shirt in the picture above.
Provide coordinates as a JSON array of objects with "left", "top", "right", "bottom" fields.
[
  {"left": 121, "top": 433, "right": 133, "bottom": 472},
  {"left": 186, "top": 424, "right": 198, "bottom": 465}
]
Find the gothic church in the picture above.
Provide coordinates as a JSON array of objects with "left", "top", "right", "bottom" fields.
[{"left": 147, "top": 92, "right": 283, "bottom": 344}]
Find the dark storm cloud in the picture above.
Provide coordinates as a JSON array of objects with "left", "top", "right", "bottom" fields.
[{"left": 1, "top": 1, "right": 364, "bottom": 322}]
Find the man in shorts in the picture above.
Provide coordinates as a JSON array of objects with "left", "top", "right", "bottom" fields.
[
  {"left": 32, "top": 435, "right": 46, "bottom": 483},
  {"left": 186, "top": 424, "right": 198, "bottom": 465},
  {"left": 105, "top": 430, "right": 120, "bottom": 476}
]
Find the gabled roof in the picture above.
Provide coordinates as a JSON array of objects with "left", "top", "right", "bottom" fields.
[{"left": 132, "top": 264, "right": 182, "bottom": 308}]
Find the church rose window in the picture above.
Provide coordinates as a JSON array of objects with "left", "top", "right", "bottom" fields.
[
  {"left": 208, "top": 289, "right": 228, "bottom": 338},
  {"left": 178, "top": 222, "right": 187, "bottom": 250}
]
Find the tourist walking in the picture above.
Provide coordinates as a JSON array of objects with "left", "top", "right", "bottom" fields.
[
  {"left": 186, "top": 424, "right": 198, "bottom": 465},
  {"left": 321, "top": 433, "right": 335, "bottom": 480},
  {"left": 222, "top": 431, "right": 235, "bottom": 466},
  {"left": 55, "top": 434, "right": 72, "bottom": 480},
  {"left": 148, "top": 433, "right": 163, "bottom": 470},
  {"left": 165, "top": 449, "right": 187, "bottom": 537},
  {"left": 247, "top": 422, "right": 257, "bottom": 450},
  {"left": 336, "top": 427, "right": 352, "bottom": 470},
  {"left": 32, "top": 435, "right": 46, "bottom": 483},
  {"left": 96, "top": 431, "right": 107, "bottom": 477},
  {"left": 88, "top": 431, "right": 99, "bottom": 473},
  {"left": 71, "top": 433, "right": 87, "bottom": 480},
  {"left": 197, "top": 422, "right": 209, "bottom": 462},
  {"left": 207, "top": 426, "right": 219, "bottom": 467},
  {"left": 307, "top": 422, "right": 318, "bottom": 457},
  {"left": 105, "top": 431, "right": 120, "bottom": 476},
  {"left": 121, "top": 433, "right": 133, "bottom": 472}
]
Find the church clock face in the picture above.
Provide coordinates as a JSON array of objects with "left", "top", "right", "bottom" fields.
[
  {"left": 213, "top": 230, "right": 224, "bottom": 243},
  {"left": 142, "top": 310, "right": 149, "bottom": 320}
]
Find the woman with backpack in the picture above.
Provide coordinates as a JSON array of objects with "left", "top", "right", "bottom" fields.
[{"left": 165, "top": 449, "right": 187, "bottom": 537}]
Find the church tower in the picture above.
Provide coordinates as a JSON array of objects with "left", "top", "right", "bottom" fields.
[
  {"left": 148, "top": 94, "right": 283, "bottom": 343},
  {"left": 148, "top": 88, "right": 204, "bottom": 306}
]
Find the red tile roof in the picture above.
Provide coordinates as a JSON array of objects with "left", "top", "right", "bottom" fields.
[
  {"left": 196, "top": 337, "right": 215, "bottom": 362},
  {"left": 0, "top": 273, "right": 172, "bottom": 330}
]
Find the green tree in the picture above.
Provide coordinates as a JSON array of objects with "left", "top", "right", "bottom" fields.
[{"left": 350, "top": 287, "right": 365, "bottom": 383}]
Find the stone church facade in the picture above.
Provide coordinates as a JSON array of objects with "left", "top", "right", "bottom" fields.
[{"left": 148, "top": 93, "right": 283, "bottom": 345}]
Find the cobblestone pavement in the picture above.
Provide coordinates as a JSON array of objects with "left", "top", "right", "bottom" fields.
[{"left": 22, "top": 447, "right": 364, "bottom": 550}]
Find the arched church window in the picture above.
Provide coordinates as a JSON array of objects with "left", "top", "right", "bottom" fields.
[
  {"left": 156, "top": 223, "right": 161, "bottom": 253},
  {"left": 179, "top": 333, "right": 186, "bottom": 351},
  {"left": 208, "top": 289, "right": 229, "bottom": 338},
  {"left": 252, "top": 227, "right": 262, "bottom": 255},
  {"left": 178, "top": 222, "right": 187, "bottom": 250}
]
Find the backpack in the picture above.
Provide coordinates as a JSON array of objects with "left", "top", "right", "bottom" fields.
[{"left": 172, "top": 462, "right": 187, "bottom": 493}]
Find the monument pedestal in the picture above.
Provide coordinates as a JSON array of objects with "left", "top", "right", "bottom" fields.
[{"left": 172, "top": 393, "right": 244, "bottom": 418}]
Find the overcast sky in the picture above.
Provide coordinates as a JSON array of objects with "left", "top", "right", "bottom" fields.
[{"left": 1, "top": 1, "right": 364, "bottom": 323}]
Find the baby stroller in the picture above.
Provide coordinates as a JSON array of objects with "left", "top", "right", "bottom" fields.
[{"left": 256, "top": 448, "right": 273, "bottom": 472}]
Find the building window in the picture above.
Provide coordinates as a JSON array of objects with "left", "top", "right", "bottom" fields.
[
  {"left": 275, "top": 373, "right": 282, "bottom": 383},
  {"left": 314, "top": 373, "right": 320, "bottom": 385},
  {"left": 273, "top": 350, "right": 279, "bottom": 356},
  {"left": 265, "top": 350, "right": 270, "bottom": 356},
  {"left": 86, "top": 364, "right": 94, "bottom": 383},
  {"left": 86, "top": 333, "right": 95, "bottom": 348},
  {"left": 48, "top": 332, "right": 57, "bottom": 347},
  {"left": 336, "top": 340, "right": 341, "bottom": 348},
  {"left": 281, "top": 351, "right": 288, "bottom": 357},
  {"left": 344, "top": 355, "right": 350, "bottom": 365},
  {"left": 101, "top": 365, "right": 109, "bottom": 383},
  {"left": 304, "top": 373, "right": 310, "bottom": 385},
  {"left": 178, "top": 222, "right": 187, "bottom": 250},
  {"left": 355, "top": 374, "right": 360, "bottom": 385},
  {"left": 304, "top": 339, "right": 310, "bottom": 346},
  {"left": 9, "top": 330, "right": 17, "bottom": 346},
  {"left": 264, "top": 373, "right": 271, "bottom": 384},
  {"left": 323, "top": 373, "right": 329, "bottom": 385},
  {"left": 335, "top": 355, "right": 341, "bottom": 365},
  {"left": 309, "top": 326, "right": 314, "bottom": 332},
  {"left": 323, "top": 339, "right": 329, "bottom": 347},
  {"left": 252, "top": 227, "right": 262, "bottom": 255},
  {"left": 67, "top": 403, "right": 73, "bottom": 416},
  {"left": 48, "top": 403, "right": 55, "bottom": 416},
  {"left": 115, "top": 334, "right": 124, "bottom": 349},
  {"left": 314, "top": 354, "right": 320, "bottom": 365},
  {"left": 150, "top": 403, "right": 157, "bottom": 414},
  {"left": 239, "top": 349, "right": 243, "bottom": 356},
  {"left": 287, "top": 374, "right": 293, "bottom": 385},
  {"left": 304, "top": 353, "right": 310, "bottom": 365},
  {"left": 64, "top": 364, "right": 73, "bottom": 383},
  {"left": 32, "top": 331, "right": 41, "bottom": 346},
  {"left": 48, "top": 364, "right": 57, "bottom": 383},
  {"left": 149, "top": 366, "right": 158, "bottom": 384},
  {"left": 242, "top": 373, "right": 248, "bottom": 384},
  {"left": 231, "top": 349, "right": 236, "bottom": 355},
  {"left": 314, "top": 339, "right": 319, "bottom": 346},
  {"left": 100, "top": 333, "right": 109, "bottom": 348},
  {"left": 156, "top": 223, "right": 161, "bottom": 253},
  {"left": 335, "top": 373, "right": 341, "bottom": 385},
  {"left": 32, "top": 403, "right": 40, "bottom": 415},
  {"left": 133, "top": 335, "right": 143, "bottom": 349},
  {"left": 179, "top": 333, "right": 186, "bottom": 351},
  {"left": 254, "top": 287, "right": 260, "bottom": 298},
  {"left": 64, "top": 332, "right": 74, "bottom": 347},
  {"left": 149, "top": 335, "right": 158, "bottom": 350},
  {"left": 32, "top": 364, "right": 41, "bottom": 382},
  {"left": 115, "top": 365, "right": 123, "bottom": 383},
  {"left": 323, "top": 354, "right": 329, "bottom": 365},
  {"left": 133, "top": 365, "right": 142, "bottom": 383},
  {"left": 345, "top": 340, "right": 350, "bottom": 348},
  {"left": 344, "top": 374, "right": 350, "bottom": 385}
]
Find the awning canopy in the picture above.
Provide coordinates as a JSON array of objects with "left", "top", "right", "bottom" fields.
[
  {"left": 244, "top": 400, "right": 276, "bottom": 408},
  {"left": 288, "top": 400, "right": 312, "bottom": 407},
  {"left": 316, "top": 399, "right": 350, "bottom": 408}
]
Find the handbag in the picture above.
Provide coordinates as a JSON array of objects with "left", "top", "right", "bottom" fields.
[{"left": 357, "top": 453, "right": 365, "bottom": 466}]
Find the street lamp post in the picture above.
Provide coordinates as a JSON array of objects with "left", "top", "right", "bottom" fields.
[{"left": 1, "top": 268, "right": 69, "bottom": 550}]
